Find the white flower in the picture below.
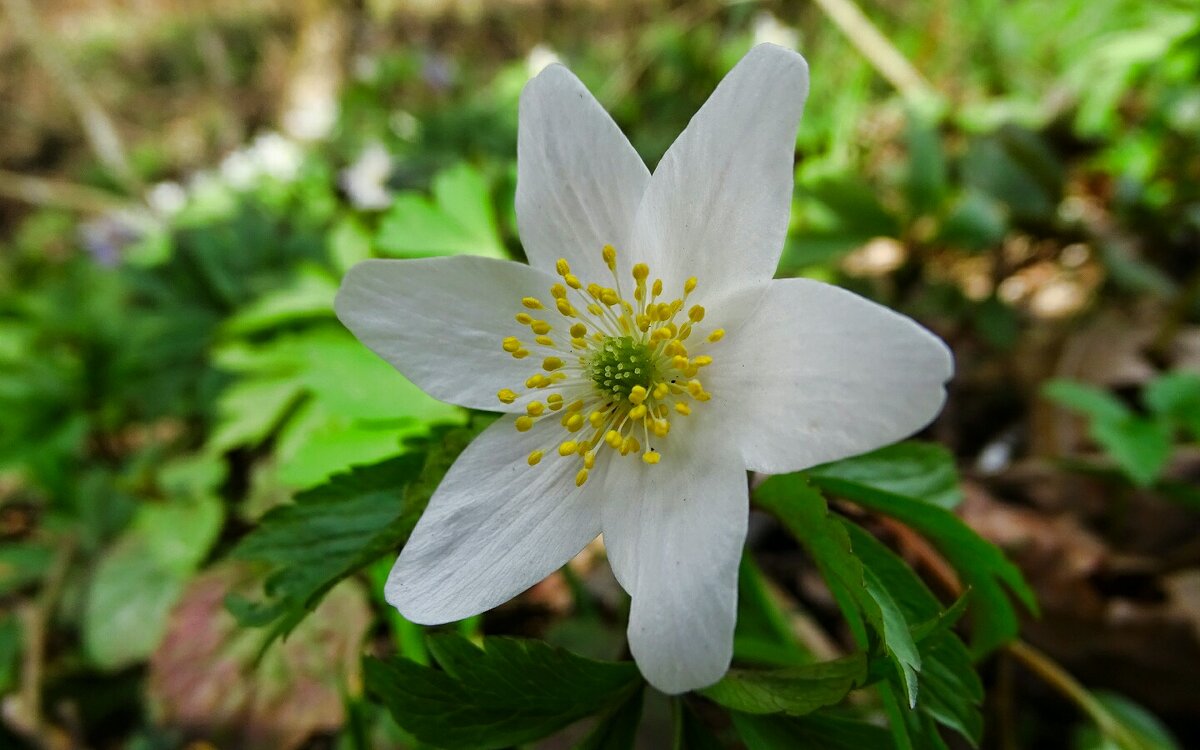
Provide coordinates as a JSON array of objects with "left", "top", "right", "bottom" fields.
[
  {"left": 341, "top": 142, "right": 394, "bottom": 210},
  {"left": 335, "top": 44, "right": 952, "bottom": 694}
]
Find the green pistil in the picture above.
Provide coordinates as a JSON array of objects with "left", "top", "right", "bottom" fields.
[{"left": 589, "top": 335, "right": 656, "bottom": 401}]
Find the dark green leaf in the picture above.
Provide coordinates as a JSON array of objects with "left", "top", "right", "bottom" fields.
[
  {"left": 1073, "top": 691, "right": 1181, "bottom": 750},
  {"left": 364, "top": 635, "right": 641, "bottom": 750},
  {"left": 1090, "top": 416, "right": 1172, "bottom": 487},
  {"left": 700, "top": 654, "right": 867, "bottom": 716},
  {"left": 808, "top": 441, "right": 963, "bottom": 510},
  {"left": 731, "top": 711, "right": 893, "bottom": 750},
  {"left": 807, "top": 474, "right": 1037, "bottom": 656},
  {"left": 754, "top": 477, "right": 921, "bottom": 706},
  {"left": 905, "top": 115, "right": 947, "bottom": 217},
  {"left": 230, "top": 423, "right": 479, "bottom": 638},
  {"left": 734, "top": 555, "right": 814, "bottom": 667},
  {"left": 575, "top": 685, "right": 644, "bottom": 750},
  {"left": 1144, "top": 371, "right": 1200, "bottom": 439},
  {"left": 1043, "top": 380, "right": 1131, "bottom": 423}
]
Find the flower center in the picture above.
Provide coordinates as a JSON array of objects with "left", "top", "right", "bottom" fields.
[
  {"left": 589, "top": 336, "right": 657, "bottom": 400},
  {"left": 495, "top": 244, "right": 725, "bottom": 486}
]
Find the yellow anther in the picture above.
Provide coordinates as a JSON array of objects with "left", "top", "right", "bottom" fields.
[
  {"left": 688, "top": 305, "right": 705, "bottom": 322},
  {"left": 522, "top": 297, "right": 543, "bottom": 310},
  {"left": 565, "top": 413, "right": 585, "bottom": 432},
  {"left": 569, "top": 323, "right": 587, "bottom": 338},
  {"left": 622, "top": 436, "right": 641, "bottom": 454},
  {"left": 502, "top": 336, "right": 522, "bottom": 352},
  {"left": 498, "top": 389, "right": 518, "bottom": 404},
  {"left": 678, "top": 323, "right": 693, "bottom": 341},
  {"left": 559, "top": 440, "right": 579, "bottom": 456},
  {"left": 600, "top": 288, "right": 619, "bottom": 306},
  {"left": 526, "top": 374, "right": 547, "bottom": 388},
  {"left": 652, "top": 279, "right": 663, "bottom": 297},
  {"left": 632, "top": 263, "right": 649, "bottom": 281},
  {"left": 515, "top": 312, "right": 534, "bottom": 325},
  {"left": 543, "top": 356, "right": 564, "bottom": 371},
  {"left": 513, "top": 348, "right": 530, "bottom": 359},
  {"left": 675, "top": 402, "right": 691, "bottom": 415},
  {"left": 629, "top": 404, "right": 647, "bottom": 420},
  {"left": 708, "top": 330, "right": 726, "bottom": 345},
  {"left": 571, "top": 337, "right": 588, "bottom": 349},
  {"left": 535, "top": 335, "right": 554, "bottom": 346},
  {"left": 636, "top": 314, "right": 651, "bottom": 332},
  {"left": 515, "top": 416, "right": 534, "bottom": 432},
  {"left": 566, "top": 399, "right": 585, "bottom": 413},
  {"left": 586, "top": 283, "right": 603, "bottom": 298},
  {"left": 550, "top": 372, "right": 568, "bottom": 382},
  {"left": 602, "top": 244, "right": 617, "bottom": 270},
  {"left": 629, "top": 385, "right": 648, "bottom": 405},
  {"left": 589, "top": 411, "right": 606, "bottom": 428},
  {"left": 684, "top": 277, "right": 698, "bottom": 294},
  {"left": 556, "top": 299, "right": 575, "bottom": 317},
  {"left": 528, "top": 450, "right": 543, "bottom": 466},
  {"left": 565, "top": 273, "right": 582, "bottom": 289},
  {"left": 587, "top": 303, "right": 604, "bottom": 317},
  {"left": 556, "top": 258, "right": 571, "bottom": 275},
  {"left": 527, "top": 401, "right": 545, "bottom": 416},
  {"left": 672, "top": 355, "right": 689, "bottom": 370},
  {"left": 575, "top": 468, "right": 589, "bottom": 487},
  {"left": 653, "top": 383, "right": 670, "bottom": 399},
  {"left": 652, "top": 327, "right": 673, "bottom": 342},
  {"left": 531, "top": 320, "right": 552, "bottom": 335},
  {"left": 634, "top": 286, "right": 645, "bottom": 302},
  {"left": 551, "top": 283, "right": 568, "bottom": 300},
  {"left": 693, "top": 355, "right": 713, "bottom": 367},
  {"left": 657, "top": 304, "right": 673, "bottom": 321},
  {"left": 663, "top": 340, "right": 686, "bottom": 357},
  {"left": 652, "top": 419, "right": 670, "bottom": 437},
  {"left": 605, "top": 430, "right": 621, "bottom": 447},
  {"left": 687, "top": 380, "right": 705, "bottom": 397},
  {"left": 584, "top": 450, "right": 596, "bottom": 469},
  {"left": 642, "top": 451, "right": 661, "bottom": 465}
]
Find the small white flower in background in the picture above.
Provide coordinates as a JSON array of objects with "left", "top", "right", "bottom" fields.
[
  {"left": 752, "top": 12, "right": 799, "bottom": 50},
  {"left": 526, "top": 43, "right": 561, "bottom": 77},
  {"left": 147, "top": 181, "right": 187, "bottom": 217},
  {"left": 336, "top": 44, "right": 953, "bottom": 694},
  {"left": 342, "top": 142, "right": 394, "bottom": 210}
]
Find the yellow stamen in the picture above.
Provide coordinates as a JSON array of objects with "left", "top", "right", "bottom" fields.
[{"left": 528, "top": 450, "right": 543, "bottom": 466}]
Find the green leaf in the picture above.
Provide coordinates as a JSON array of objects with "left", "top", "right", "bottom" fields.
[
  {"left": 221, "top": 265, "right": 337, "bottom": 335},
  {"left": 208, "top": 375, "right": 304, "bottom": 452},
  {"left": 229, "top": 423, "right": 479, "bottom": 638},
  {"left": 937, "top": 190, "right": 1008, "bottom": 251},
  {"left": 364, "top": 635, "right": 642, "bottom": 750},
  {"left": 754, "top": 477, "right": 921, "bottom": 706},
  {"left": 807, "top": 474, "right": 1037, "bottom": 657},
  {"left": 734, "top": 555, "right": 814, "bottom": 667},
  {"left": 905, "top": 115, "right": 947, "bottom": 217},
  {"left": 808, "top": 441, "right": 963, "bottom": 510},
  {"left": 575, "top": 685, "right": 644, "bottom": 750},
  {"left": 731, "top": 712, "right": 893, "bottom": 750},
  {"left": 700, "top": 654, "right": 867, "bottom": 716},
  {"left": 0, "top": 542, "right": 53, "bottom": 596},
  {"left": 1090, "top": 416, "right": 1172, "bottom": 487},
  {"left": 1043, "top": 380, "right": 1131, "bottom": 423},
  {"left": 1144, "top": 371, "right": 1200, "bottom": 439},
  {"left": 1073, "top": 691, "right": 1181, "bottom": 750},
  {"left": 844, "top": 523, "right": 983, "bottom": 746},
  {"left": 84, "top": 496, "right": 224, "bottom": 669},
  {"left": 377, "top": 163, "right": 505, "bottom": 258},
  {"left": 0, "top": 613, "right": 20, "bottom": 693}
]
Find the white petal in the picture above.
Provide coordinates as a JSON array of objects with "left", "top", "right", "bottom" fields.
[
  {"left": 601, "top": 416, "right": 747, "bottom": 693},
  {"left": 335, "top": 256, "right": 558, "bottom": 412},
  {"left": 630, "top": 44, "right": 809, "bottom": 304},
  {"left": 387, "top": 415, "right": 603, "bottom": 623},
  {"left": 517, "top": 64, "right": 650, "bottom": 282},
  {"left": 706, "top": 278, "right": 954, "bottom": 473}
]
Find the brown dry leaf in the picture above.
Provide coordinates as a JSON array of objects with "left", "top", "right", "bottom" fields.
[{"left": 148, "top": 562, "right": 370, "bottom": 750}]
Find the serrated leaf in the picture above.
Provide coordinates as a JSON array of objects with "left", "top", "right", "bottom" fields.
[
  {"left": 700, "top": 654, "right": 867, "bottom": 716},
  {"left": 754, "top": 477, "right": 921, "bottom": 706},
  {"left": 807, "top": 474, "right": 1037, "bottom": 657},
  {"left": 575, "top": 685, "right": 644, "bottom": 750},
  {"left": 364, "top": 635, "right": 641, "bottom": 750},
  {"left": 230, "top": 424, "right": 479, "bottom": 638},
  {"left": 844, "top": 522, "right": 983, "bottom": 746},
  {"left": 809, "top": 441, "right": 963, "bottom": 509},
  {"left": 731, "top": 712, "right": 893, "bottom": 750}
]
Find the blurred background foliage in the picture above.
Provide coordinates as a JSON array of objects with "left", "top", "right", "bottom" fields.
[{"left": 1, "top": 0, "right": 1198, "bottom": 748}]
